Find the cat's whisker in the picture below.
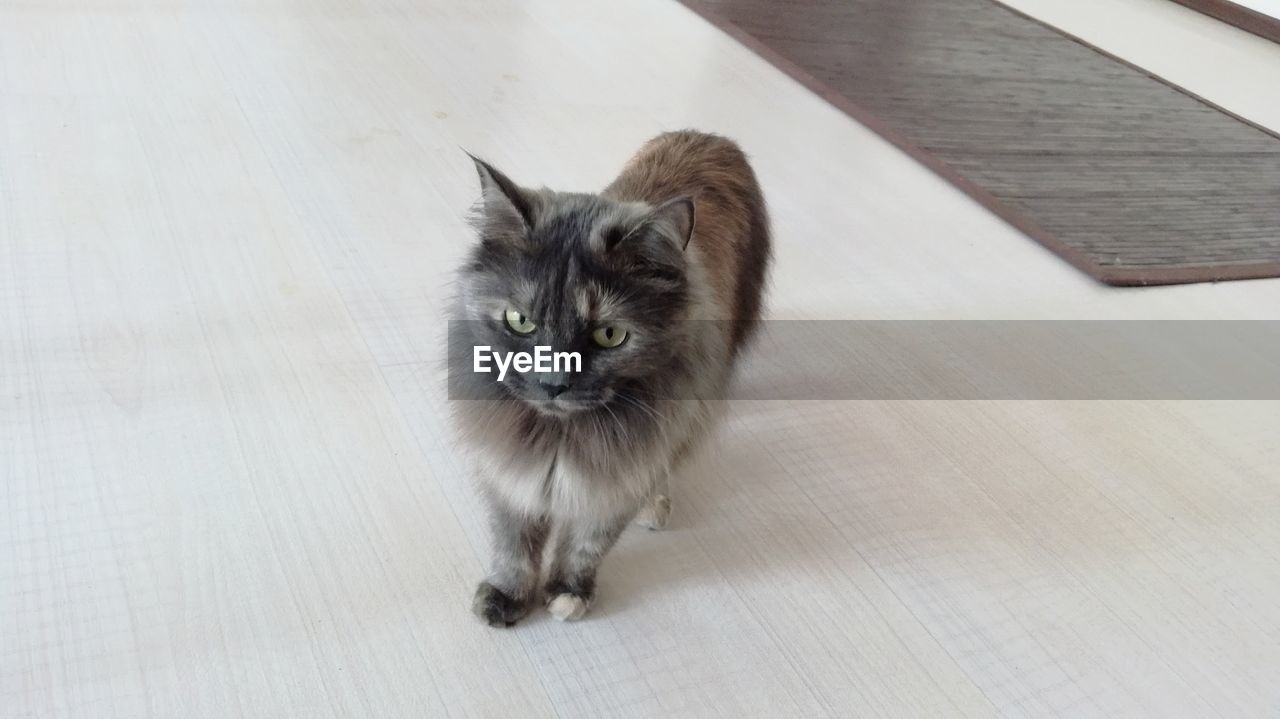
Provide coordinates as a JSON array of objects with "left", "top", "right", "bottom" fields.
[{"left": 616, "top": 393, "right": 671, "bottom": 449}]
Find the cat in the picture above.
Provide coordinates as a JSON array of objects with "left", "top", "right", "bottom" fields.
[{"left": 450, "top": 130, "right": 770, "bottom": 626}]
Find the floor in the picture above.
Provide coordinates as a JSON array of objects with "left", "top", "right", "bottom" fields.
[
  {"left": 1235, "top": 0, "right": 1280, "bottom": 19},
  {"left": 2, "top": 1, "right": 1278, "bottom": 717}
]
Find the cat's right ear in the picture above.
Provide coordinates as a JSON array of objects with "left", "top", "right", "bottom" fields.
[{"left": 467, "top": 153, "right": 536, "bottom": 238}]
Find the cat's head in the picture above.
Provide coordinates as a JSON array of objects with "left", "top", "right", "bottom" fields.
[{"left": 456, "top": 155, "right": 695, "bottom": 417}]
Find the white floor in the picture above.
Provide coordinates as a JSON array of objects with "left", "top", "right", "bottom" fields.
[
  {"left": 1234, "top": 0, "right": 1280, "bottom": 21},
  {"left": 3, "top": 1, "right": 1280, "bottom": 717},
  {"left": 999, "top": 0, "right": 1280, "bottom": 132}
]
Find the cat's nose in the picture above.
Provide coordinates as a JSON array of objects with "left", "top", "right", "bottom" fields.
[{"left": 539, "top": 382, "right": 570, "bottom": 398}]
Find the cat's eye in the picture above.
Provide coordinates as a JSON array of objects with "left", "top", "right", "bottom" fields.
[
  {"left": 592, "top": 326, "right": 628, "bottom": 348},
  {"left": 505, "top": 307, "right": 537, "bottom": 335}
]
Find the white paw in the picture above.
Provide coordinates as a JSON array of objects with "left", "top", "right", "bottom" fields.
[
  {"left": 635, "top": 494, "right": 671, "bottom": 531},
  {"left": 546, "top": 593, "right": 589, "bottom": 622}
]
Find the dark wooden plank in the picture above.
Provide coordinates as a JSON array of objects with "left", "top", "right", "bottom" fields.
[
  {"left": 683, "top": 0, "right": 1280, "bottom": 285},
  {"left": 1169, "top": 0, "right": 1280, "bottom": 45}
]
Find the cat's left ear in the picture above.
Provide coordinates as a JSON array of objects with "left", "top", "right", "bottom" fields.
[
  {"left": 650, "top": 196, "right": 695, "bottom": 251},
  {"left": 611, "top": 196, "right": 695, "bottom": 253}
]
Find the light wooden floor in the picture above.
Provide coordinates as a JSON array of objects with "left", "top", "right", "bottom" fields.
[{"left": 3, "top": 1, "right": 1279, "bottom": 717}]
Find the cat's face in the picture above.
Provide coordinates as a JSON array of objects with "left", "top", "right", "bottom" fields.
[{"left": 457, "top": 157, "right": 694, "bottom": 417}]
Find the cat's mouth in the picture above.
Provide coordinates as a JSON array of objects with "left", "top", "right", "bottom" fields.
[
  {"left": 523, "top": 388, "right": 615, "bottom": 418},
  {"left": 526, "top": 399, "right": 592, "bottom": 418},
  {"left": 527, "top": 399, "right": 579, "bottom": 417}
]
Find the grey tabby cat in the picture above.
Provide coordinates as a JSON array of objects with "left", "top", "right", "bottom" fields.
[{"left": 451, "top": 130, "right": 770, "bottom": 626}]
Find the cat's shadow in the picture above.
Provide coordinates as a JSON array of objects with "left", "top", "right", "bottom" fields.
[{"left": 590, "top": 398, "right": 905, "bottom": 621}]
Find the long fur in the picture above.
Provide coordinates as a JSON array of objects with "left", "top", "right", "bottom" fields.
[{"left": 451, "top": 131, "right": 770, "bottom": 625}]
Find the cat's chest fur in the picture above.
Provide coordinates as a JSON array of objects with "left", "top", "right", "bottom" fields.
[
  {"left": 469, "top": 426, "right": 664, "bottom": 520},
  {"left": 460, "top": 397, "right": 711, "bottom": 520}
]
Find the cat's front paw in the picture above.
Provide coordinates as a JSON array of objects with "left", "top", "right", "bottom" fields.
[
  {"left": 544, "top": 579, "right": 593, "bottom": 622},
  {"left": 472, "top": 581, "right": 530, "bottom": 628},
  {"left": 546, "top": 592, "right": 590, "bottom": 622}
]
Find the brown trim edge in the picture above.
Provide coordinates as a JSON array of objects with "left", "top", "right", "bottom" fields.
[
  {"left": 1168, "top": 0, "right": 1280, "bottom": 45},
  {"left": 678, "top": 0, "right": 1280, "bottom": 287}
]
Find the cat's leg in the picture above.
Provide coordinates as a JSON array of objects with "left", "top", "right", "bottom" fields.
[
  {"left": 473, "top": 497, "right": 549, "bottom": 628},
  {"left": 634, "top": 471, "right": 671, "bottom": 531},
  {"left": 636, "top": 428, "right": 704, "bottom": 532},
  {"left": 544, "top": 510, "right": 634, "bottom": 621}
]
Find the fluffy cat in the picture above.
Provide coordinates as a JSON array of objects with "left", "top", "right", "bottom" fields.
[{"left": 450, "top": 130, "right": 770, "bottom": 626}]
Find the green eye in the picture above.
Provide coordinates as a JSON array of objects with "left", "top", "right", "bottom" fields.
[
  {"left": 505, "top": 308, "right": 537, "bottom": 334},
  {"left": 592, "top": 326, "right": 628, "bottom": 348}
]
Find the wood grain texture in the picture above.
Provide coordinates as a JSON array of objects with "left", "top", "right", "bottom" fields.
[
  {"left": 685, "top": 0, "right": 1280, "bottom": 285},
  {"left": 3, "top": 0, "right": 1280, "bottom": 717}
]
